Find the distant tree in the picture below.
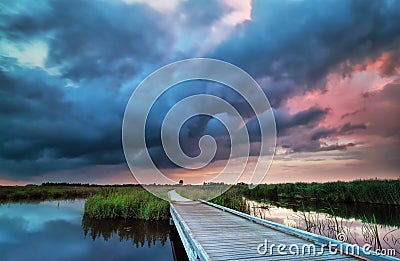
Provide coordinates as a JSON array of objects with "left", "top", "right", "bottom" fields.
[{"left": 179, "top": 180, "right": 183, "bottom": 185}]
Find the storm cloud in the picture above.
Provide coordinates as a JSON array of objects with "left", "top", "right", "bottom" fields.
[
  {"left": 0, "top": 0, "right": 399, "bottom": 182},
  {"left": 211, "top": 0, "right": 400, "bottom": 106}
]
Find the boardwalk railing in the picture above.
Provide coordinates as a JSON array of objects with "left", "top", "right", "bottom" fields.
[
  {"left": 198, "top": 199, "right": 398, "bottom": 261},
  {"left": 170, "top": 203, "right": 210, "bottom": 261}
]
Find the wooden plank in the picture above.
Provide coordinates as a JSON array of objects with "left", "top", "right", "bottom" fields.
[{"left": 170, "top": 201, "right": 392, "bottom": 261}]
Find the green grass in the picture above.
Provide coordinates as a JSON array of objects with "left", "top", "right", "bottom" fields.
[
  {"left": 0, "top": 185, "right": 170, "bottom": 220},
  {"left": 361, "top": 214, "right": 383, "bottom": 250},
  {"left": 84, "top": 187, "right": 170, "bottom": 220},
  {"left": 175, "top": 183, "right": 230, "bottom": 201},
  {"left": 234, "top": 179, "right": 400, "bottom": 205},
  {"left": 210, "top": 188, "right": 250, "bottom": 214},
  {"left": 0, "top": 185, "right": 101, "bottom": 202}
]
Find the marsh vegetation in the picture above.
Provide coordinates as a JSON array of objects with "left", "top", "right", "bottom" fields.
[
  {"left": 236, "top": 179, "right": 400, "bottom": 205},
  {"left": 84, "top": 187, "right": 170, "bottom": 220}
]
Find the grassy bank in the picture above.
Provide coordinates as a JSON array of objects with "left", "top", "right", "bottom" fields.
[
  {"left": 235, "top": 179, "right": 400, "bottom": 205},
  {"left": 0, "top": 185, "right": 102, "bottom": 202},
  {"left": 84, "top": 187, "right": 170, "bottom": 220},
  {"left": 0, "top": 185, "right": 170, "bottom": 220}
]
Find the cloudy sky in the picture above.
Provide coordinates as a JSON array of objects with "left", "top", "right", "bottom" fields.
[{"left": 1, "top": 0, "right": 399, "bottom": 185}]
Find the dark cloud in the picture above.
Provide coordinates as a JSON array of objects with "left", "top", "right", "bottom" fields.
[
  {"left": 279, "top": 119, "right": 369, "bottom": 153},
  {"left": 318, "top": 143, "right": 355, "bottom": 152},
  {"left": 0, "top": 0, "right": 178, "bottom": 180},
  {"left": 314, "top": 122, "right": 367, "bottom": 139},
  {"left": 1, "top": 0, "right": 399, "bottom": 182},
  {"left": 311, "top": 127, "right": 337, "bottom": 141},
  {"left": 278, "top": 119, "right": 368, "bottom": 153},
  {"left": 143, "top": 81, "right": 251, "bottom": 168},
  {"left": 341, "top": 108, "right": 366, "bottom": 119},
  {"left": 339, "top": 122, "right": 367, "bottom": 133},
  {"left": 210, "top": 0, "right": 400, "bottom": 106},
  {"left": 276, "top": 88, "right": 400, "bottom": 153},
  {"left": 379, "top": 50, "right": 400, "bottom": 77},
  {"left": 279, "top": 128, "right": 356, "bottom": 153},
  {"left": 0, "top": 60, "right": 125, "bottom": 178},
  {"left": 206, "top": 106, "right": 333, "bottom": 157},
  {"left": 275, "top": 107, "right": 330, "bottom": 133},
  {"left": 1, "top": 1, "right": 174, "bottom": 81}
]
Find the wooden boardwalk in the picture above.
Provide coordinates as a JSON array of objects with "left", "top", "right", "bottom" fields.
[{"left": 170, "top": 198, "right": 398, "bottom": 261}]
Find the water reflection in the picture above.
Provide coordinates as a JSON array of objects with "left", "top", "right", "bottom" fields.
[
  {"left": 0, "top": 200, "right": 188, "bottom": 261},
  {"left": 267, "top": 199, "right": 400, "bottom": 227},
  {"left": 82, "top": 217, "right": 188, "bottom": 261},
  {"left": 82, "top": 218, "right": 170, "bottom": 247},
  {"left": 247, "top": 199, "right": 400, "bottom": 257}
]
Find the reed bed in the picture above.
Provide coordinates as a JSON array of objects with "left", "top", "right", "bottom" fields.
[
  {"left": 235, "top": 179, "right": 400, "bottom": 205},
  {"left": 84, "top": 187, "right": 170, "bottom": 220},
  {"left": 210, "top": 189, "right": 250, "bottom": 214}
]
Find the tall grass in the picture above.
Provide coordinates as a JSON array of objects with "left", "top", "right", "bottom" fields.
[
  {"left": 175, "top": 183, "right": 230, "bottom": 201},
  {"left": 362, "top": 214, "right": 383, "bottom": 250},
  {"left": 210, "top": 189, "right": 250, "bottom": 214},
  {"left": 294, "top": 210, "right": 395, "bottom": 252},
  {"left": 84, "top": 187, "right": 170, "bottom": 220},
  {"left": 234, "top": 179, "right": 400, "bottom": 205}
]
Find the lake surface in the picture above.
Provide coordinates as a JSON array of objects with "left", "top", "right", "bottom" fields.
[
  {"left": 0, "top": 200, "right": 188, "bottom": 261},
  {"left": 247, "top": 199, "right": 400, "bottom": 257}
]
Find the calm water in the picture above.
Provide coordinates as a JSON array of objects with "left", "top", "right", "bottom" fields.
[
  {"left": 0, "top": 200, "right": 188, "bottom": 261},
  {"left": 247, "top": 199, "right": 400, "bottom": 257}
]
